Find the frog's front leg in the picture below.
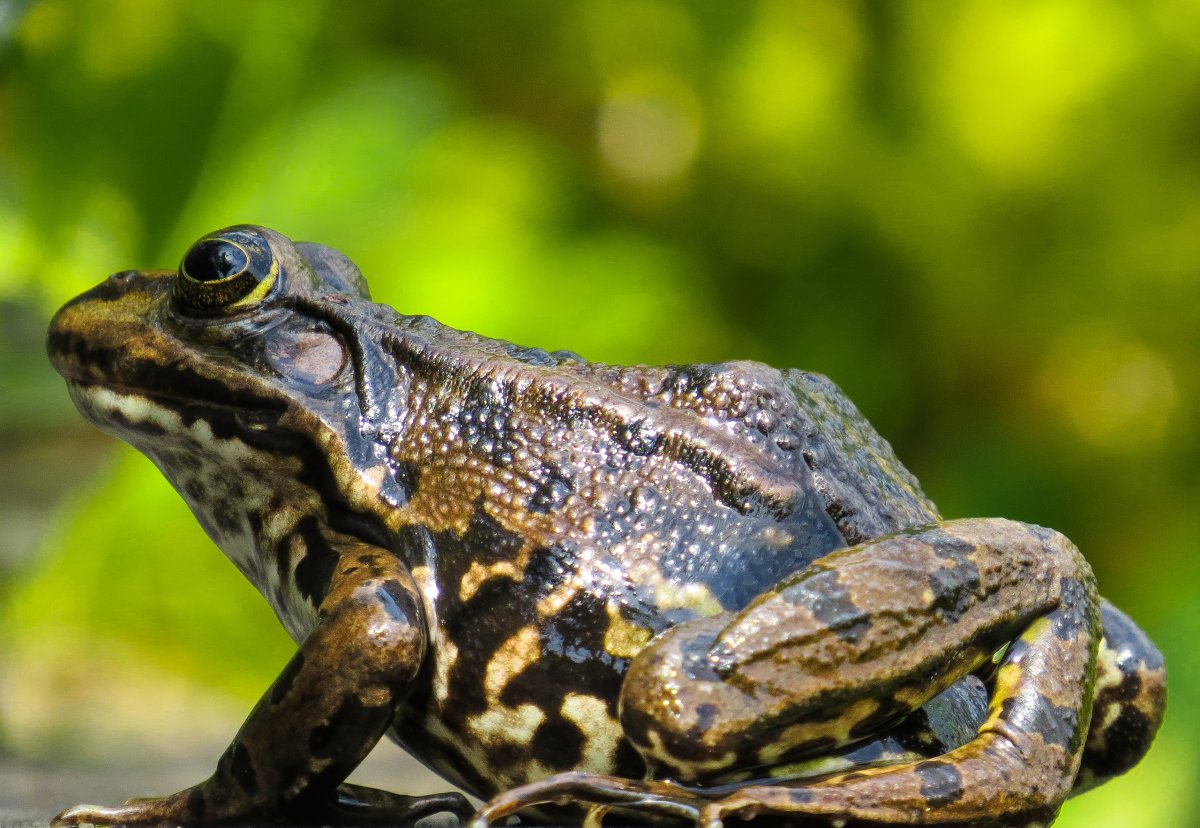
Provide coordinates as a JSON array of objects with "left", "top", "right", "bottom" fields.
[
  {"left": 475, "top": 518, "right": 1101, "bottom": 827},
  {"left": 52, "top": 542, "right": 471, "bottom": 827}
]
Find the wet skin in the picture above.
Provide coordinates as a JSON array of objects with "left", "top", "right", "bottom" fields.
[{"left": 47, "top": 226, "right": 1165, "bottom": 827}]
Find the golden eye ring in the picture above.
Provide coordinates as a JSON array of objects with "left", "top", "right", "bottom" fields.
[{"left": 176, "top": 227, "right": 278, "bottom": 312}]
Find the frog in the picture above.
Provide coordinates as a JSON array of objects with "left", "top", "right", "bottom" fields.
[{"left": 46, "top": 225, "right": 1166, "bottom": 828}]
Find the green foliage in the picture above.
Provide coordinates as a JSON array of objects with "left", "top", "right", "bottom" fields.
[
  {"left": 8, "top": 451, "right": 293, "bottom": 701},
  {"left": 2, "top": 1, "right": 1197, "bottom": 823}
]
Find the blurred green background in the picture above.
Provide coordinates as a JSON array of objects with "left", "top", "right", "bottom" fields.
[{"left": 1, "top": 0, "right": 1196, "bottom": 824}]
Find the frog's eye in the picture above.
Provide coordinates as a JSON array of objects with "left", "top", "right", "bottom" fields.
[{"left": 175, "top": 228, "right": 278, "bottom": 313}]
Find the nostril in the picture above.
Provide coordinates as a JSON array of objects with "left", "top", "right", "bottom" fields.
[
  {"left": 86, "top": 270, "right": 141, "bottom": 302},
  {"left": 107, "top": 270, "right": 141, "bottom": 291}
]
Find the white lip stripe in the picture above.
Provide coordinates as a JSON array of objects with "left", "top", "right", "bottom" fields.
[{"left": 70, "top": 382, "right": 322, "bottom": 643}]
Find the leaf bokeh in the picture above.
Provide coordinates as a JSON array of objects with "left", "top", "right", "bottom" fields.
[{"left": 1, "top": 1, "right": 1196, "bottom": 823}]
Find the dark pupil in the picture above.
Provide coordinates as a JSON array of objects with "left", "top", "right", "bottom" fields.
[{"left": 184, "top": 239, "right": 248, "bottom": 283}]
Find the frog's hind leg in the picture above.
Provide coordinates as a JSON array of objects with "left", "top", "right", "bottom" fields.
[
  {"left": 701, "top": 602, "right": 1166, "bottom": 826},
  {"left": 701, "top": 583, "right": 1098, "bottom": 827}
]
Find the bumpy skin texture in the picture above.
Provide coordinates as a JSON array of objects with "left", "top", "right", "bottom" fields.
[{"left": 46, "top": 226, "right": 1165, "bottom": 827}]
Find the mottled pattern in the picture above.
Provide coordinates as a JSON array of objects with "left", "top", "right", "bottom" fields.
[
  {"left": 46, "top": 226, "right": 1165, "bottom": 828},
  {"left": 1074, "top": 600, "right": 1167, "bottom": 792}
]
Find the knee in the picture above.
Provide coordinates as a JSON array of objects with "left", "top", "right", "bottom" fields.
[{"left": 618, "top": 615, "right": 754, "bottom": 781}]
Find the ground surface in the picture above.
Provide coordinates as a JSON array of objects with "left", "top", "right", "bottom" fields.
[{"left": 0, "top": 748, "right": 470, "bottom": 828}]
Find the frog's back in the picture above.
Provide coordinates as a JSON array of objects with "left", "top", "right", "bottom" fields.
[
  {"left": 373, "top": 320, "right": 939, "bottom": 796},
  {"left": 584, "top": 361, "right": 938, "bottom": 539}
]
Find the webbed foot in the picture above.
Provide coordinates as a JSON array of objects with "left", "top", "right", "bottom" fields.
[
  {"left": 471, "top": 772, "right": 707, "bottom": 827},
  {"left": 51, "top": 787, "right": 200, "bottom": 827},
  {"left": 333, "top": 783, "right": 474, "bottom": 825}
]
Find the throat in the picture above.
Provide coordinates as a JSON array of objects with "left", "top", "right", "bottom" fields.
[{"left": 71, "top": 382, "right": 329, "bottom": 642}]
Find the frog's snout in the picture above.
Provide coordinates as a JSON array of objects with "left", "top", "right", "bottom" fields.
[{"left": 47, "top": 269, "right": 166, "bottom": 382}]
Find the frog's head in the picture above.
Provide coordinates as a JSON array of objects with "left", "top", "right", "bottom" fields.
[{"left": 48, "top": 226, "right": 402, "bottom": 583}]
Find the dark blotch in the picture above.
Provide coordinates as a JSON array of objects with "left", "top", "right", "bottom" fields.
[
  {"left": 309, "top": 694, "right": 392, "bottom": 764},
  {"left": 229, "top": 742, "right": 258, "bottom": 795},
  {"left": 436, "top": 545, "right": 583, "bottom": 725},
  {"left": 208, "top": 497, "right": 241, "bottom": 536},
  {"left": 998, "top": 694, "right": 1081, "bottom": 753},
  {"left": 616, "top": 418, "right": 661, "bottom": 456},
  {"left": 270, "top": 653, "right": 305, "bottom": 705},
  {"left": 914, "top": 760, "right": 965, "bottom": 808},
  {"left": 662, "top": 365, "right": 717, "bottom": 397},
  {"left": 929, "top": 534, "right": 976, "bottom": 561},
  {"left": 1085, "top": 705, "right": 1154, "bottom": 778},
  {"left": 780, "top": 570, "right": 871, "bottom": 644},
  {"left": 375, "top": 579, "right": 418, "bottom": 624},
  {"left": 186, "top": 786, "right": 206, "bottom": 820},
  {"left": 928, "top": 558, "right": 982, "bottom": 623},
  {"left": 680, "top": 632, "right": 722, "bottom": 682},
  {"left": 79, "top": 271, "right": 142, "bottom": 304},
  {"left": 459, "top": 377, "right": 519, "bottom": 465},
  {"left": 482, "top": 737, "right": 528, "bottom": 772},
  {"left": 1100, "top": 667, "right": 1143, "bottom": 705},
  {"left": 99, "top": 404, "right": 170, "bottom": 438},
  {"left": 617, "top": 703, "right": 657, "bottom": 755},
  {"left": 462, "top": 505, "right": 526, "bottom": 565},
  {"left": 391, "top": 458, "right": 421, "bottom": 503},
  {"left": 527, "top": 471, "right": 574, "bottom": 514},
  {"left": 530, "top": 716, "right": 587, "bottom": 770},
  {"left": 612, "top": 738, "right": 645, "bottom": 779},
  {"left": 292, "top": 517, "right": 339, "bottom": 606},
  {"left": 693, "top": 703, "right": 719, "bottom": 737}
]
